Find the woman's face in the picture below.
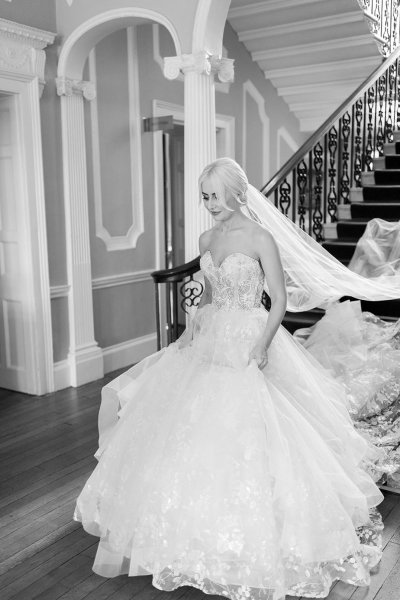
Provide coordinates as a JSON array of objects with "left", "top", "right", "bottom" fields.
[{"left": 201, "top": 179, "right": 239, "bottom": 222}]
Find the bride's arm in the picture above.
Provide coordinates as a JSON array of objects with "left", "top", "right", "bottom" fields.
[
  {"left": 255, "top": 228, "right": 287, "bottom": 351},
  {"left": 197, "top": 230, "right": 212, "bottom": 310},
  {"left": 197, "top": 277, "right": 212, "bottom": 309}
]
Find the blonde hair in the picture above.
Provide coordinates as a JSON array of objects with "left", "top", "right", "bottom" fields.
[{"left": 198, "top": 157, "right": 248, "bottom": 211}]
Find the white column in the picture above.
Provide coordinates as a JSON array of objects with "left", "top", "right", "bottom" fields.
[
  {"left": 56, "top": 76, "right": 104, "bottom": 387},
  {"left": 164, "top": 52, "right": 234, "bottom": 260}
]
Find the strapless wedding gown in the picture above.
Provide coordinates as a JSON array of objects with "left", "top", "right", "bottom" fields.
[{"left": 74, "top": 251, "right": 384, "bottom": 600}]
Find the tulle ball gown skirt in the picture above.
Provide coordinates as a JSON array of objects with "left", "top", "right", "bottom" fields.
[{"left": 74, "top": 303, "right": 383, "bottom": 600}]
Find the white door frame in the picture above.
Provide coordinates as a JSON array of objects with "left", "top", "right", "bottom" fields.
[
  {"left": 153, "top": 98, "right": 235, "bottom": 267},
  {"left": 0, "top": 76, "right": 53, "bottom": 394},
  {"left": 0, "top": 19, "right": 55, "bottom": 394}
]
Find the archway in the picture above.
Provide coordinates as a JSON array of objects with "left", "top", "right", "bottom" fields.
[{"left": 56, "top": 2, "right": 231, "bottom": 387}]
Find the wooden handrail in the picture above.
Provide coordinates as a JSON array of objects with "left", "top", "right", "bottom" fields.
[{"left": 151, "top": 256, "right": 200, "bottom": 283}]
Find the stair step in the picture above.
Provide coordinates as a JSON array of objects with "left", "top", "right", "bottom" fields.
[
  {"left": 341, "top": 297, "right": 400, "bottom": 318},
  {"left": 283, "top": 301, "right": 398, "bottom": 334},
  {"left": 362, "top": 186, "right": 400, "bottom": 202},
  {"left": 283, "top": 309, "right": 325, "bottom": 334},
  {"left": 384, "top": 142, "right": 400, "bottom": 155},
  {"left": 350, "top": 202, "right": 400, "bottom": 219},
  {"left": 374, "top": 170, "right": 400, "bottom": 185},
  {"left": 385, "top": 155, "right": 400, "bottom": 169},
  {"left": 336, "top": 219, "right": 368, "bottom": 238},
  {"left": 322, "top": 239, "right": 357, "bottom": 261}
]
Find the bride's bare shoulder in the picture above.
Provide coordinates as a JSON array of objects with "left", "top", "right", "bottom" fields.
[{"left": 199, "top": 228, "right": 213, "bottom": 255}]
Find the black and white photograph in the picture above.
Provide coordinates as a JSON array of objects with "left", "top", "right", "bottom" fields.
[{"left": 0, "top": 1, "right": 400, "bottom": 599}]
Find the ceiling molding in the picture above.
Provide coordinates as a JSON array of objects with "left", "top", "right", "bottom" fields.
[
  {"left": 238, "top": 12, "right": 363, "bottom": 41},
  {"left": 289, "top": 100, "right": 339, "bottom": 112},
  {"left": 253, "top": 34, "right": 375, "bottom": 61},
  {"left": 265, "top": 55, "right": 380, "bottom": 80},
  {"left": 277, "top": 79, "right": 363, "bottom": 96},
  {"left": 229, "top": 0, "right": 325, "bottom": 20}
]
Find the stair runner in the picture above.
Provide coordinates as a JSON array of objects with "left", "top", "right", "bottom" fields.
[{"left": 283, "top": 136, "right": 400, "bottom": 334}]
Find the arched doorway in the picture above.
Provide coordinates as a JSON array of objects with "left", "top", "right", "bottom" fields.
[{"left": 56, "top": 8, "right": 183, "bottom": 388}]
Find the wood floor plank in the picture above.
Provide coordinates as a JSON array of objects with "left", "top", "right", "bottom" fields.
[
  {"left": 0, "top": 521, "right": 80, "bottom": 577},
  {"left": 0, "top": 430, "right": 98, "bottom": 482},
  {"left": 56, "top": 572, "right": 108, "bottom": 600},
  {"left": 0, "top": 482, "right": 84, "bottom": 539},
  {"left": 380, "top": 500, "right": 400, "bottom": 548},
  {"left": 373, "top": 544, "right": 400, "bottom": 600},
  {"left": 0, "top": 501, "right": 79, "bottom": 562},
  {"left": 77, "top": 576, "right": 146, "bottom": 600},
  {"left": 377, "top": 491, "right": 399, "bottom": 520},
  {"left": 0, "top": 455, "right": 94, "bottom": 510},
  {"left": 0, "top": 535, "right": 97, "bottom": 598},
  {"left": 6, "top": 552, "right": 92, "bottom": 600},
  {"left": 324, "top": 581, "right": 358, "bottom": 600},
  {"left": 0, "top": 461, "right": 92, "bottom": 522},
  {"left": 0, "top": 527, "right": 93, "bottom": 585}
]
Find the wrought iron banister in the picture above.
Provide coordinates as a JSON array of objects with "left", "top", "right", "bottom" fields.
[
  {"left": 151, "top": 258, "right": 201, "bottom": 349},
  {"left": 261, "top": 43, "right": 400, "bottom": 240},
  {"left": 262, "top": 45, "right": 400, "bottom": 198},
  {"left": 358, "top": 0, "right": 400, "bottom": 56}
]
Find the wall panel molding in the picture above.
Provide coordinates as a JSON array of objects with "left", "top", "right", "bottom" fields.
[
  {"left": 92, "top": 269, "right": 153, "bottom": 290},
  {"left": 50, "top": 270, "right": 153, "bottom": 298},
  {"left": 242, "top": 79, "right": 270, "bottom": 182},
  {"left": 277, "top": 125, "right": 298, "bottom": 152},
  {"left": 88, "top": 26, "right": 144, "bottom": 252},
  {"left": 50, "top": 284, "right": 70, "bottom": 299}
]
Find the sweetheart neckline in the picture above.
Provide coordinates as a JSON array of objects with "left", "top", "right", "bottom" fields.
[{"left": 202, "top": 250, "right": 260, "bottom": 270}]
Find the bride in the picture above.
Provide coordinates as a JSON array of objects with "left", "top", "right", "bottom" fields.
[{"left": 74, "top": 158, "right": 400, "bottom": 600}]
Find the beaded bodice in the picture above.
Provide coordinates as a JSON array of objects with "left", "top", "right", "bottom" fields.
[{"left": 200, "top": 251, "right": 264, "bottom": 310}]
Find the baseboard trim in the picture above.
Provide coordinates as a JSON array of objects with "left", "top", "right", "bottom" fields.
[
  {"left": 53, "top": 359, "right": 70, "bottom": 391},
  {"left": 103, "top": 333, "right": 157, "bottom": 374},
  {"left": 53, "top": 333, "right": 157, "bottom": 391}
]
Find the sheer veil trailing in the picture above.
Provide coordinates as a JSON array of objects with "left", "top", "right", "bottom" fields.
[{"left": 242, "top": 184, "right": 400, "bottom": 312}]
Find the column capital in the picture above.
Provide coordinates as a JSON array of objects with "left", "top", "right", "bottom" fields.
[
  {"left": 163, "top": 51, "right": 234, "bottom": 83},
  {"left": 210, "top": 56, "right": 235, "bottom": 83},
  {"left": 56, "top": 76, "right": 96, "bottom": 101}
]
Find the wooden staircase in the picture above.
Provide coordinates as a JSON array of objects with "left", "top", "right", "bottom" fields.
[{"left": 282, "top": 133, "right": 400, "bottom": 334}]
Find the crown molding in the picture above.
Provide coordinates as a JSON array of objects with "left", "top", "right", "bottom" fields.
[
  {"left": 0, "top": 18, "right": 55, "bottom": 85},
  {"left": 0, "top": 18, "right": 55, "bottom": 48}
]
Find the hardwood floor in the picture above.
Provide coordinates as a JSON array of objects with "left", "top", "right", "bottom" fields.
[{"left": 0, "top": 374, "right": 399, "bottom": 600}]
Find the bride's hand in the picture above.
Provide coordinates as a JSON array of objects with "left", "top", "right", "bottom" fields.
[{"left": 249, "top": 344, "right": 269, "bottom": 369}]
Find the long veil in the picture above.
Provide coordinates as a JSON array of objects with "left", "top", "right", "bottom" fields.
[{"left": 242, "top": 184, "right": 400, "bottom": 312}]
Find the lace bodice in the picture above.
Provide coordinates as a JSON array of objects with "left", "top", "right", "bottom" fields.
[{"left": 200, "top": 251, "right": 264, "bottom": 310}]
